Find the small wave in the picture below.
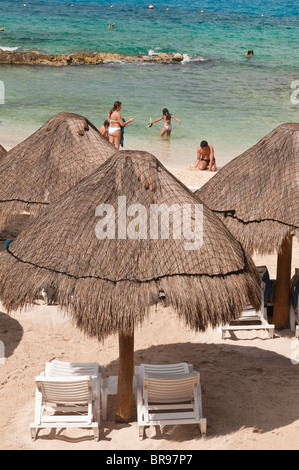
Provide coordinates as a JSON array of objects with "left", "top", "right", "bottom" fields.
[
  {"left": 0, "top": 46, "right": 19, "bottom": 52},
  {"left": 181, "top": 53, "right": 208, "bottom": 64},
  {"left": 148, "top": 49, "right": 157, "bottom": 57},
  {"left": 148, "top": 48, "right": 161, "bottom": 57},
  {"left": 147, "top": 50, "right": 209, "bottom": 64}
]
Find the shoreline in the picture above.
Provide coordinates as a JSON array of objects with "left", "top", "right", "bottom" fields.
[
  {"left": 0, "top": 50, "right": 184, "bottom": 66},
  {"left": 0, "top": 131, "right": 216, "bottom": 190}
]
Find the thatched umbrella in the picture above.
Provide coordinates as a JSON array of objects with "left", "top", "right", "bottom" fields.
[
  {"left": 0, "top": 150, "right": 261, "bottom": 421},
  {"left": 0, "top": 112, "right": 115, "bottom": 238},
  {"left": 195, "top": 123, "right": 299, "bottom": 327},
  {"left": 0, "top": 144, "right": 7, "bottom": 160}
]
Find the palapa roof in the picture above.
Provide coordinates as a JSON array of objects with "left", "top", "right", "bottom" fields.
[
  {"left": 0, "top": 112, "right": 116, "bottom": 236},
  {"left": 196, "top": 123, "right": 299, "bottom": 255},
  {"left": 0, "top": 144, "right": 6, "bottom": 159},
  {"left": 0, "top": 150, "right": 261, "bottom": 339}
]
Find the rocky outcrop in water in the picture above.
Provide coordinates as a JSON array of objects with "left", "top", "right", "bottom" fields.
[{"left": 0, "top": 50, "right": 184, "bottom": 66}]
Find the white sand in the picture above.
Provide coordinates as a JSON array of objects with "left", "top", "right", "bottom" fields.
[{"left": 1, "top": 167, "right": 299, "bottom": 451}]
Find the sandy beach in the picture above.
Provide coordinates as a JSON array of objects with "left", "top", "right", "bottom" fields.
[
  {"left": 0, "top": 0, "right": 298, "bottom": 453},
  {"left": 0, "top": 166, "right": 299, "bottom": 451}
]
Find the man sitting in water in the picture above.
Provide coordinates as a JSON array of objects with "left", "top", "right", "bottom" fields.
[{"left": 195, "top": 140, "right": 216, "bottom": 172}]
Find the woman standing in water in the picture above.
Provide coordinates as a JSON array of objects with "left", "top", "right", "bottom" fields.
[
  {"left": 150, "top": 108, "right": 181, "bottom": 137},
  {"left": 108, "top": 101, "right": 134, "bottom": 149}
]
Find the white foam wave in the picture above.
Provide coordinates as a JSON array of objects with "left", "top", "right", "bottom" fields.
[
  {"left": 181, "top": 53, "right": 208, "bottom": 64},
  {"left": 0, "top": 46, "right": 19, "bottom": 51},
  {"left": 147, "top": 50, "right": 208, "bottom": 64},
  {"left": 148, "top": 48, "right": 161, "bottom": 57}
]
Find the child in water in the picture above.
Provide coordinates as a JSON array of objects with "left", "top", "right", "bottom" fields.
[
  {"left": 99, "top": 120, "right": 109, "bottom": 139},
  {"left": 149, "top": 108, "right": 181, "bottom": 137}
]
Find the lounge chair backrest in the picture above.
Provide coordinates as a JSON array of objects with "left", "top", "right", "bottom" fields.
[
  {"left": 35, "top": 375, "right": 93, "bottom": 405},
  {"left": 143, "top": 373, "right": 199, "bottom": 404},
  {"left": 45, "top": 360, "right": 101, "bottom": 378},
  {"left": 136, "top": 362, "right": 191, "bottom": 383}
]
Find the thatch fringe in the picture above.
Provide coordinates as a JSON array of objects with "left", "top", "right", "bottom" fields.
[
  {"left": 213, "top": 214, "right": 295, "bottom": 256},
  {"left": 0, "top": 254, "right": 261, "bottom": 340}
]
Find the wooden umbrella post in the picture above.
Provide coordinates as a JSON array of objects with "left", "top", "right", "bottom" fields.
[
  {"left": 273, "top": 233, "right": 293, "bottom": 328},
  {"left": 115, "top": 331, "right": 134, "bottom": 422}
]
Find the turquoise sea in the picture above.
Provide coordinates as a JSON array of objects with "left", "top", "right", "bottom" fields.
[{"left": 0, "top": 0, "right": 298, "bottom": 168}]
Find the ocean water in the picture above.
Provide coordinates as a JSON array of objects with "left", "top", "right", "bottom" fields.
[{"left": 0, "top": 0, "right": 298, "bottom": 169}]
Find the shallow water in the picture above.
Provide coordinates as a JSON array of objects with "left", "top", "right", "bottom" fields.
[{"left": 0, "top": 0, "right": 298, "bottom": 168}]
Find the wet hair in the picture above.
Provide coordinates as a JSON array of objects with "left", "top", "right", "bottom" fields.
[
  {"left": 104, "top": 120, "right": 109, "bottom": 127},
  {"left": 109, "top": 101, "right": 122, "bottom": 117},
  {"left": 200, "top": 140, "right": 208, "bottom": 147},
  {"left": 162, "top": 108, "right": 171, "bottom": 121}
]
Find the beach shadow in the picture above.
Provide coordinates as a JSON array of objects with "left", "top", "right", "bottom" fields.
[
  {"left": 34, "top": 415, "right": 131, "bottom": 443},
  {"left": 0, "top": 311, "right": 23, "bottom": 358},
  {"left": 34, "top": 428, "right": 97, "bottom": 443},
  {"left": 104, "top": 341, "right": 299, "bottom": 441}
]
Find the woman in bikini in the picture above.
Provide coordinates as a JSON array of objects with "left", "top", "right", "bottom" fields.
[
  {"left": 150, "top": 108, "right": 181, "bottom": 137},
  {"left": 108, "top": 101, "right": 134, "bottom": 149}
]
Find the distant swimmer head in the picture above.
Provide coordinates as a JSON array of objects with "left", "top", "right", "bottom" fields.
[{"left": 200, "top": 140, "right": 208, "bottom": 148}]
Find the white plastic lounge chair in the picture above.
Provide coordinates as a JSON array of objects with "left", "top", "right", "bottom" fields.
[
  {"left": 30, "top": 375, "right": 100, "bottom": 442},
  {"left": 43, "top": 360, "right": 103, "bottom": 421},
  {"left": 101, "top": 363, "right": 193, "bottom": 421},
  {"left": 221, "top": 265, "right": 275, "bottom": 339},
  {"left": 30, "top": 361, "right": 104, "bottom": 441},
  {"left": 136, "top": 370, "right": 206, "bottom": 440}
]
